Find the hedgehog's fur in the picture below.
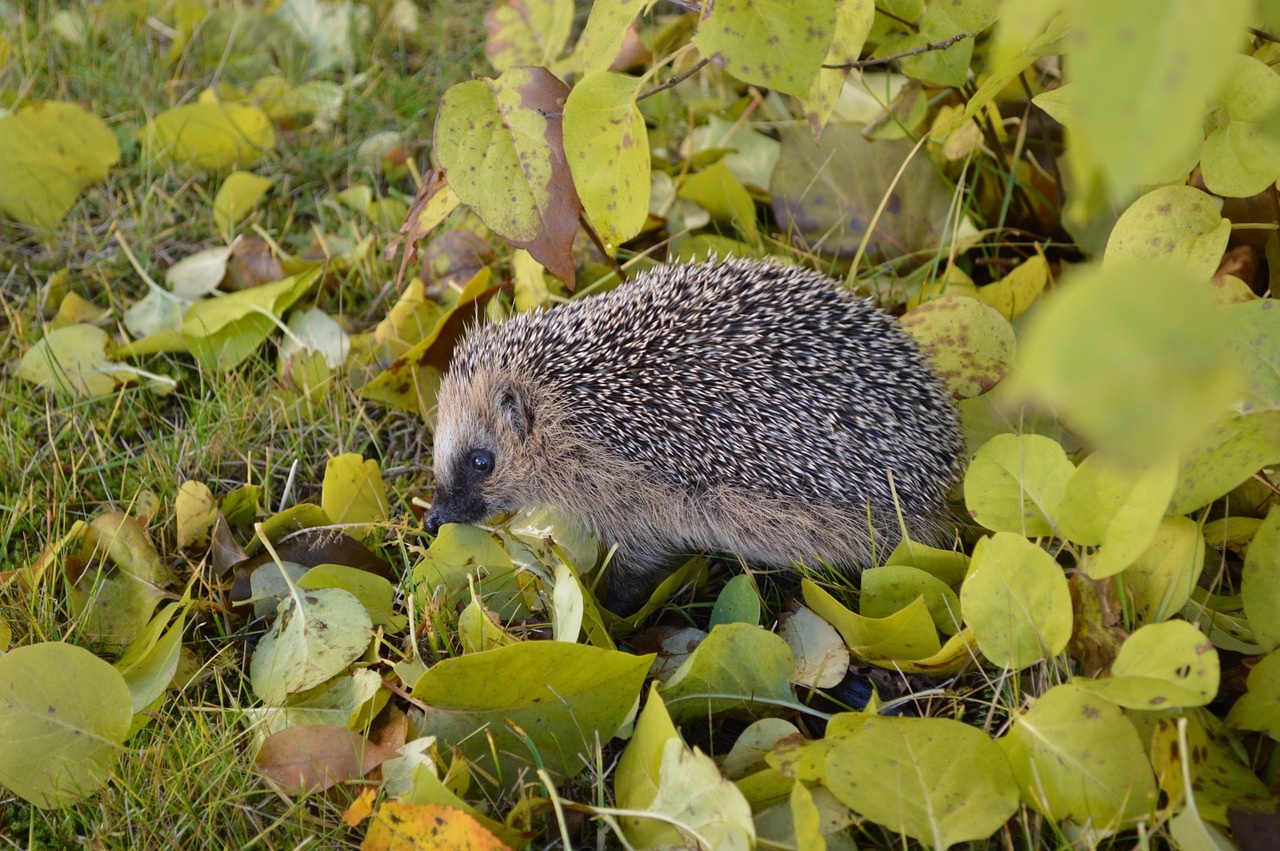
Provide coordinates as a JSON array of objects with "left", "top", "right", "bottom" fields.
[{"left": 426, "top": 257, "right": 964, "bottom": 613}]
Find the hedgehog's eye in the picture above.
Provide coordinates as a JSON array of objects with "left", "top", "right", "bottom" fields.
[{"left": 469, "top": 449, "right": 495, "bottom": 475}]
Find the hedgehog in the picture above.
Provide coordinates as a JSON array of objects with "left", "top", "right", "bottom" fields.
[{"left": 424, "top": 257, "right": 963, "bottom": 614}]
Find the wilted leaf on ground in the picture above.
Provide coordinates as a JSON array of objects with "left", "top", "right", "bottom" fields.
[
  {"left": 960, "top": 532, "right": 1072, "bottom": 669},
  {"left": 363, "top": 801, "right": 513, "bottom": 850},
  {"left": 999, "top": 683, "right": 1158, "bottom": 827},
  {"left": 900, "top": 296, "right": 1016, "bottom": 398},
  {"left": 1057, "top": 454, "right": 1179, "bottom": 578},
  {"left": 974, "top": 254, "right": 1049, "bottom": 320},
  {"left": 281, "top": 308, "right": 349, "bottom": 372},
  {"left": 411, "top": 641, "right": 652, "bottom": 780},
  {"left": 250, "top": 586, "right": 373, "bottom": 705},
  {"left": 143, "top": 102, "right": 275, "bottom": 172},
  {"left": 72, "top": 512, "right": 175, "bottom": 648},
  {"left": 298, "top": 564, "right": 405, "bottom": 632},
  {"left": 255, "top": 725, "right": 396, "bottom": 793},
  {"left": 245, "top": 668, "right": 384, "bottom": 739},
  {"left": 616, "top": 684, "right": 681, "bottom": 845},
  {"left": 213, "top": 172, "right": 273, "bottom": 238},
  {"left": 0, "top": 100, "right": 121, "bottom": 229},
  {"left": 779, "top": 606, "right": 850, "bottom": 689},
  {"left": 770, "top": 125, "right": 959, "bottom": 265},
  {"left": 708, "top": 575, "right": 761, "bottom": 629},
  {"left": 659, "top": 622, "right": 794, "bottom": 722},
  {"left": 645, "top": 739, "right": 756, "bottom": 849},
  {"left": 1149, "top": 712, "right": 1269, "bottom": 824},
  {"left": 358, "top": 267, "right": 496, "bottom": 414},
  {"left": 964, "top": 433, "right": 1075, "bottom": 537},
  {"left": 182, "top": 268, "right": 319, "bottom": 370},
  {"left": 0, "top": 642, "right": 132, "bottom": 808},
  {"left": 17, "top": 324, "right": 135, "bottom": 399},
  {"left": 175, "top": 480, "right": 217, "bottom": 550},
  {"left": 825, "top": 716, "right": 1020, "bottom": 850},
  {"left": 167, "top": 246, "right": 234, "bottom": 299}
]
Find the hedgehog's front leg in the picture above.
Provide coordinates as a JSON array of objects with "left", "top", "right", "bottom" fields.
[{"left": 602, "top": 541, "right": 680, "bottom": 615}]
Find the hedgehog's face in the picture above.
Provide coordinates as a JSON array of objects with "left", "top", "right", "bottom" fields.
[{"left": 425, "top": 369, "right": 539, "bottom": 535}]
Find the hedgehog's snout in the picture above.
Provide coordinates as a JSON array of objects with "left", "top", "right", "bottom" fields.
[{"left": 424, "top": 508, "right": 445, "bottom": 536}]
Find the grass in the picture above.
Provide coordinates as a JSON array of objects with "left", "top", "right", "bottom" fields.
[{"left": 0, "top": 1, "right": 488, "bottom": 846}]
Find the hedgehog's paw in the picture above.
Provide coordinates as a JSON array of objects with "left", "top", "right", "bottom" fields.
[{"left": 602, "top": 546, "right": 674, "bottom": 616}]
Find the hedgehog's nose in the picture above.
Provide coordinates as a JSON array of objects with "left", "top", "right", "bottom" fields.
[{"left": 425, "top": 509, "right": 444, "bottom": 536}]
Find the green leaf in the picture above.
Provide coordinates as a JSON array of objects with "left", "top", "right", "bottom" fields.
[
  {"left": 250, "top": 587, "right": 374, "bottom": 705},
  {"left": 1126, "top": 517, "right": 1204, "bottom": 624},
  {"left": 483, "top": 0, "right": 573, "bottom": 72},
  {"left": 861, "top": 565, "right": 962, "bottom": 635},
  {"left": 1168, "top": 411, "right": 1280, "bottom": 515},
  {"left": 1242, "top": 508, "right": 1280, "bottom": 652},
  {"left": 1068, "top": 0, "right": 1250, "bottom": 197},
  {"left": 964, "top": 433, "right": 1075, "bottom": 536},
  {"left": 114, "top": 602, "right": 186, "bottom": 715},
  {"left": 0, "top": 642, "right": 132, "bottom": 808},
  {"left": 708, "top": 575, "right": 761, "bottom": 630},
  {"left": 899, "top": 296, "right": 1015, "bottom": 399},
  {"left": 1104, "top": 186, "right": 1232, "bottom": 283},
  {"left": 693, "top": 0, "right": 835, "bottom": 97},
  {"left": 0, "top": 101, "right": 121, "bottom": 229},
  {"left": 825, "top": 716, "right": 1019, "bottom": 850},
  {"left": 412, "top": 642, "right": 653, "bottom": 780},
  {"left": 960, "top": 533, "right": 1072, "bottom": 669},
  {"left": 1226, "top": 299, "right": 1280, "bottom": 412},
  {"left": 1074, "top": 620, "right": 1219, "bottom": 709},
  {"left": 803, "top": 580, "right": 942, "bottom": 663},
  {"left": 659, "top": 623, "right": 794, "bottom": 722},
  {"left": 577, "top": 0, "right": 650, "bottom": 75},
  {"left": 676, "top": 159, "right": 758, "bottom": 239},
  {"left": 1057, "top": 454, "right": 1179, "bottom": 578},
  {"left": 801, "top": 0, "right": 875, "bottom": 135},
  {"left": 999, "top": 683, "right": 1157, "bottom": 826},
  {"left": 17, "top": 324, "right": 134, "bottom": 400},
  {"left": 433, "top": 68, "right": 580, "bottom": 283},
  {"left": 896, "top": 2, "right": 974, "bottom": 88},
  {"left": 1014, "top": 262, "right": 1237, "bottom": 462},
  {"left": 213, "top": 171, "right": 272, "bottom": 238},
  {"left": 181, "top": 269, "right": 319, "bottom": 370},
  {"left": 1226, "top": 648, "right": 1280, "bottom": 739},
  {"left": 1201, "top": 54, "right": 1280, "bottom": 197},
  {"left": 143, "top": 102, "right": 275, "bottom": 172},
  {"left": 411, "top": 521, "right": 527, "bottom": 619},
  {"left": 562, "top": 71, "right": 650, "bottom": 255}
]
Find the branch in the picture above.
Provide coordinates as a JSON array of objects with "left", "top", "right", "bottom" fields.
[
  {"left": 637, "top": 56, "right": 712, "bottom": 101},
  {"left": 823, "top": 32, "right": 972, "bottom": 70}
]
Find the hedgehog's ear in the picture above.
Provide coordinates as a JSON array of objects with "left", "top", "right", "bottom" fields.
[{"left": 498, "top": 386, "right": 535, "bottom": 440}]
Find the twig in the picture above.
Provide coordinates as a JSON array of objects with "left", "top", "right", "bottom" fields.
[
  {"left": 823, "top": 31, "right": 972, "bottom": 70},
  {"left": 636, "top": 56, "right": 711, "bottom": 101}
]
